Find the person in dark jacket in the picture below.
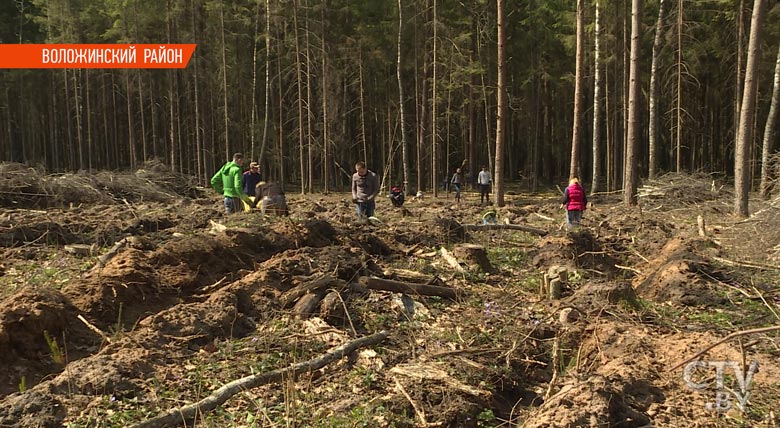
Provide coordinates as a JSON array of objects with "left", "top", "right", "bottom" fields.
[
  {"left": 243, "top": 162, "right": 262, "bottom": 196},
  {"left": 561, "top": 176, "right": 587, "bottom": 229},
  {"left": 389, "top": 185, "right": 405, "bottom": 207},
  {"left": 450, "top": 167, "right": 463, "bottom": 203}
]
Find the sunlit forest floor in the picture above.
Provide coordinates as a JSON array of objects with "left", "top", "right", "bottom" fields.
[{"left": 0, "top": 163, "right": 779, "bottom": 427}]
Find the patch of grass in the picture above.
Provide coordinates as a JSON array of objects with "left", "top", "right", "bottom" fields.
[
  {"left": 43, "top": 330, "right": 64, "bottom": 366},
  {"left": 0, "top": 251, "right": 93, "bottom": 299},
  {"left": 512, "top": 274, "right": 542, "bottom": 294},
  {"left": 487, "top": 246, "right": 527, "bottom": 268},
  {"left": 685, "top": 309, "right": 735, "bottom": 329}
]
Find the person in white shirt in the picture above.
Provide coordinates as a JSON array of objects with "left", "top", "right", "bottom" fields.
[{"left": 478, "top": 166, "right": 491, "bottom": 205}]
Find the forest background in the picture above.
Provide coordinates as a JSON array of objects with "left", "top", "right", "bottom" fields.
[{"left": 0, "top": 0, "right": 779, "bottom": 210}]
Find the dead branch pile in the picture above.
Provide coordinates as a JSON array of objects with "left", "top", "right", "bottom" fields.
[
  {"left": 0, "top": 160, "right": 204, "bottom": 208},
  {"left": 637, "top": 172, "right": 731, "bottom": 205},
  {"left": 0, "top": 163, "right": 47, "bottom": 206}
]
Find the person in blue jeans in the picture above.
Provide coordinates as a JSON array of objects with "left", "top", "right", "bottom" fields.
[
  {"left": 351, "top": 161, "right": 380, "bottom": 223},
  {"left": 561, "top": 176, "right": 587, "bottom": 229},
  {"left": 210, "top": 152, "right": 249, "bottom": 214},
  {"left": 451, "top": 167, "right": 463, "bottom": 203}
]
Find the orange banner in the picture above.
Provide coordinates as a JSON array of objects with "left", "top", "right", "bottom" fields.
[{"left": 0, "top": 44, "right": 196, "bottom": 69}]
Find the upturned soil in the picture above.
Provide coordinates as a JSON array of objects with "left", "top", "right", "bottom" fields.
[{"left": 0, "top": 169, "right": 778, "bottom": 428}]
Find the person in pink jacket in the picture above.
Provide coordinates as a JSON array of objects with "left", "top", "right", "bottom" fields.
[{"left": 561, "top": 176, "right": 587, "bottom": 229}]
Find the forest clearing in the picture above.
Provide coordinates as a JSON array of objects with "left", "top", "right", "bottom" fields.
[
  {"left": 0, "top": 164, "right": 778, "bottom": 428},
  {"left": 1, "top": 0, "right": 780, "bottom": 426}
]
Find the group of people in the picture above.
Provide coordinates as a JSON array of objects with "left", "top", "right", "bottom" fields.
[
  {"left": 211, "top": 155, "right": 587, "bottom": 230},
  {"left": 210, "top": 152, "right": 288, "bottom": 215},
  {"left": 447, "top": 166, "right": 493, "bottom": 205},
  {"left": 381, "top": 164, "right": 588, "bottom": 229}
]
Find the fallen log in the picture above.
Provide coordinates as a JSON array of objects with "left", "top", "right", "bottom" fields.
[
  {"left": 461, "top": 223, "right": 547, "bottom": 236},
  {"left": 358, "top": 276, "right": 462, "bottom": 300},
  {"left": 64, "top": 243, "right": 98, "bottom": 256},
  {"left": 128, "top": 331, "right": 389, "bottom": 428},
  {"left": 382, "top": 267, "right": 435, "bottom": 282},
  {"left": 292, "top": 293, "right": 322, "bottom": 319},
  {"left": 281, "top": 274, "right": 344, "bottom": 307}
]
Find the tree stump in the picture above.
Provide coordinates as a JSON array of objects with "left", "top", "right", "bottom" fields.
[
  {"left": 453, "top": 244, "right": 495, "bottom": 273},
  {"left": 543, "top": 265, "right": 568, "bottom": 300},
  {"left": 697, "top": 215, "right": 706, "bottom": 237},
  {"left": 319, "top": 291, "right": 347, "bottom": 324}
]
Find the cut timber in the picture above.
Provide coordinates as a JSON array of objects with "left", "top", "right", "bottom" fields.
[
  {"left": 358, "top": 276, "right": 462, "bottom": 300},
  {"left": 64, "top": 244, "right": 97, "bottom": 256},
  {"left": 281, "top": 274, "right": 344, "bottom": 307},
  {"left": 461, "top": 223, "right": 547, "bottom": 236},
  {"left": 440, "top": 247, "right": 466, "bottom": 273},
  {"left": 128, "top": 331, "right": 389, "bottom": 428},
  {"left": 292, "top": 293, "right": 322, "bottom": 319},
  {"left": 382, "top": 267, "right": 434, "bottom": 282},
  {"left": 453, "top": 244, "right": 495, "bottom": 273}
]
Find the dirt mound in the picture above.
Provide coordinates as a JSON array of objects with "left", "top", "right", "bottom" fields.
[
  {"left": 0, "top": 286, "right": 97, "bottom": 397},
  {"left": 63, "top": 248, "right": 162, "bottom": 325},
  {"left": 523, "top": 374, "right": 655, "bottom": 428},
  {"left": 564, "top": 281, "right": 640, "bottom": 312},
  {"left": 634, "top": 238, "right": 726, "bottom": 306},
  {"left": 530, "top": 230, "right": 621, "bottom": 278}
]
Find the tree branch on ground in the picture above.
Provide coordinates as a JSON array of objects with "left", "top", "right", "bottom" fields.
[{"left": 128, "top": 331, "right": 389, "bottom": 428}]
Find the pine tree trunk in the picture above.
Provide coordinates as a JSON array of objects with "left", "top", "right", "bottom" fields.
[
  {"left": 85, "top": 70, "right": 93, "bottom": 170},
  {"left": 494, "top": 0, "right": 506, "bottom": 207},
  {"left": 735, "top": 0, "right": 745, "bottom": 163},
  {"left": 648, "top": 0, "right": 667, "bottom": 179},
  {"left": 148, "top": 74, "right": 157, "bottom": 159},
  {"left": 735, "top": 0, "right": 767, "bottom": 216},
  {"left": 220, "top": 0, "right": 230, "bottom": 159},
  {"left": 191, "top": 0, "right": 203, "bottom": 183},
  {"left": 135, "top": 70, "right": 147, "bottom": 164},
  {"left": 605, "top": 56, "right": 612, "bottom": 191},
  {"left": 623, "top": 0, "right": 643, "bottom": 206},
  {"left": 397, "top": 0, "right": 410, "bottom": 192},
  {"left": 259, "top": 0, "right": 271, "bottom": 167},
  {"left": 73, "top": 70, "right": 84, "bottom": 169},
  {"left": 432, "top": 0, "right": 438, "bottom": 198},
  {"left": 759, "top": 44, "right": 780, "bottom": 199},
  {"left": 293, "top": 0, "right": 305, "bottom": 194},
  {"left": 676, "top": 0, "right": 683, "bottom": 172},
  {"left": 321, "top": 1, "right": 329, "bottom": 193},
  {"left": 305, "top": 4, "right": 314, "bottom": 192},
  {"left": 277, "top": 51, "right": 285, "bottom": 188},
  {"left": 250, "top": 0, "right": 261, "bottom": 162},
  {"left": 591, "top": 0, "right": 603, "bottom": 194},
  {"left": 125, "top": 71, "right": 137, "bottom": 169},
  {"left": 359, "top": 51, "right": 367, "bottom": 163},
  {"left": 569, "top": 0, "right": 584, "bottom": 180}
]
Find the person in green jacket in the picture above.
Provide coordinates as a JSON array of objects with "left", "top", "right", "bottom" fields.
[{"left": 210, "top": 152, "right": 248, "bottom": 214}]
